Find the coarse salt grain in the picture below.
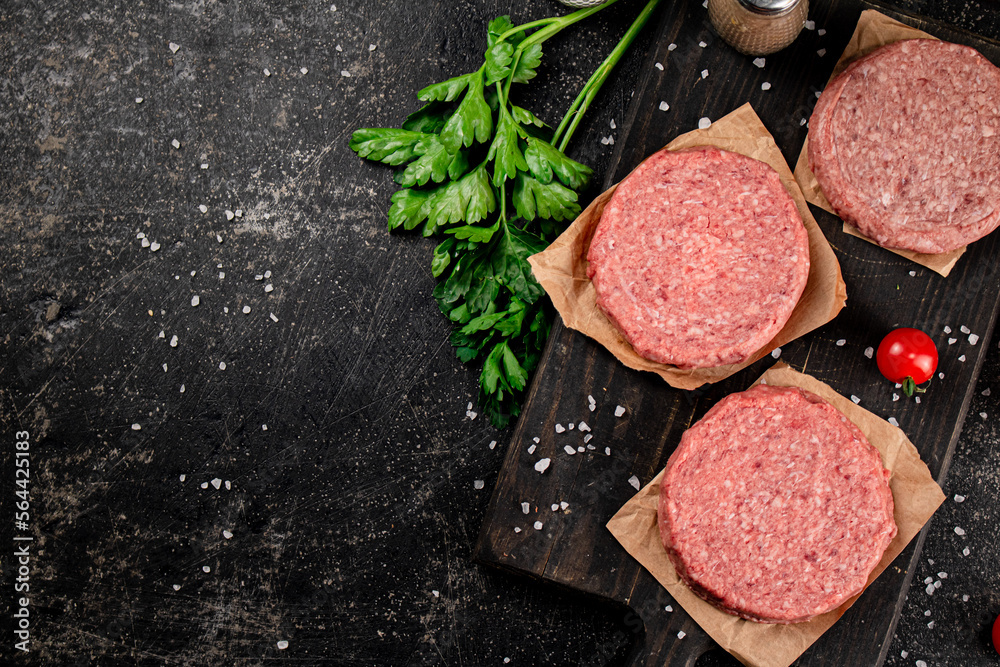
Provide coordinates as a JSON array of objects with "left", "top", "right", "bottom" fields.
[
  {"left": 555, "top": 423, "right": 565, "bottom": 433},
  {"left": 568, "top": 423, "right": 575, "bottom": 430},
  {"left": 698, "top": 117, "right": 711, "bottom": 130},
  {"left": 474, "top": 480, "right": 484, "bottom": 490},
  {"left": 583, "top": 434, "right": 593, "bottom": 443},
  {"left": 665, "top": 605, "right": 672, "bottom": 612},
  {"left": 628, "top": 475, "right": 640, "bottom": 490},
  {"left": 560, "top": 502, "right": 569, "bottom": 510},
  {"left": 191, "top": 295, "right": 200, "bottom": 307},
  {"left": 514, "top": 527, "right": 521, "bottom": 533},
  {"left": 817, "top": 48, "right": 826, "bottom": 57},
  {"left": 605, "top": 447, "right": 611, "bottom": 456},
  {"left": 579, "top": 421, "right": 591, "bottom": 432},
  {"left": 961, "top": 325, "right": 970, "bottom": 334},
  {"left": 963, "top": 547, "right": 970, "bottom": 556},
  {"left": 198, "top": 204, "right": 208, "bottom": 213},
  {"left": 270, "top": 313, "right": 279, "bottom": 322},
  {"left": 521, "top": 502, "right": 530, "bottom": 514},
  {"left": 954, "top": 526, "right": 966, "bottom": 536},
  {"left": 923, "top": 576, "right": 933, "bottom": 585},
  {"left": 948, "top": 338, "right": 957, "bottom": 345},
  {"left": 701, "top": 69, "right": 709, "bottom": 79},
  {"left": 938, "top": 572, "right": 948, "bottom": 579},
  {"left": 533, "top": 521, "right": 543, "bottom": 530},
  {"left": 888, "top": 417, "right": 899, "bottom": 427},
  {"left": 655, "top": 62, "right": 664, "bottom": 70},
  {"left": 761, "top": 82, "right": 771, "bottom": 91},
  {"left": 203, "top": 566, "right": 211, "bottom": 573},
  {"left": 535, "top": 458, "right": 550, "bottom": 473},
  {"left": 804, "top": 19, "right": 815, "bottom": 29},
  {"left": 527, "top": 444, "right": 536, "bottom": 454},
  {"left": 850, "top": 395, "right": 860, "bottom": 404},
  {"left": 173, "top": 584, "right": 181, "bottom": 590},
  {"left": 243, "top": 305, "right": 251, "bottom": 314},
  {"left": 836, "top": 339, "right": 846, "bottom": 346},
  {"left": 551, "top": 504, "right": 559, "bottom": 511},
  {"left": 864, "top": 346, "right": 874, "bottom": 359},
  {"left": 969, "top": 334, "right": 979, "bottom": 345},
  {"left": 925, "top": 584, "right": 935, "bottom": 595},
  {"left": 771, "top": 348, "right": 781, "bottom": 358},
  {"left": 179, "top": 474, "right": 186, "bottom": 482},
  {"left": 668, "top": 43, "right": 677, "bottom": 51},
  {"left": 944, "top": 326, "right": 952, "bottom": 334},
  {"left": 141, "top": 238, "right": 150, "bottom": 247},
  {"left": 954, "top": 494, "right": 966, "bottom": 502},
  {"left": 225, "top": 210, "right": 234, "bottom": 220},
  {"left": 615, "top": 405, "right": 626, "bottom": 417},
  {"left": 219, "top": 361, "right": 227, "bottom": 370},
  {"left": 699, "top": 41, "right": 707, "bottom": 48},
  {"left": 677, "top": 630, "right": 686, "bottom": 639},
  {"left": 264, "top": 68, "right": 271, "bottom": 76},
  {"left": 300, "top": 67, "right": 309, "bottom": 75},
  {"left": 277, "top": 641, "right": 289, "bottom": 650},
  {"left": 753, "top": 57, "right": 765, "bottom": 67},
  {"left": 916, "top": 661, "right": 927, "bottom": 667},
  {"left": 341, "top": 70, "right": 352, "bottom": 77},
  {"left": 564, "top": 445, "right": 577, "bottom": 456},
  {"left": 659, "top": 101, "right": 670, "bottom": 111},
  {"left": 171, "top": 138, "right": 181, "bottom": 149},
  {"left": 959, "top": 355, "right": 966, "bottom": 362},
  {"left": 131, "top": 423, "right": 141, "bottom": 431},
  {"left": 150, "top": 242, "right": 161, "bottom": 251},
  {"left": 264, "top": 284, "right": 274, "bottom": 293},
  {"left": 818, "top": 28, "right": 826, "bottom": 35}
]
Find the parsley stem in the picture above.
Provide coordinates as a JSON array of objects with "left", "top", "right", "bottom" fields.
[{"left": 553, "top": 0, "right": 662, "bottom": 152}]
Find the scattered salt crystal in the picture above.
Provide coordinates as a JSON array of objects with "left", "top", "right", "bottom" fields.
[
  {"left": 933, "top": 580, "right": 941, "bottom": 589},
  {"left": 659, "top": 101, "right": 670, "bottom": 111},
  {"left": 467, "top": 410, "right": 477, "bottom": 420},
  {"left": 180, "top": 384, "right": 185, "bottom": 393},
  {"left": 173, "top": 584, "right": 181, "bottom": 591},
  {"left": 135, "top": 96, "right": 143, "bottom": 103},
  {"left": 948, "top": 338, "right": 957, "bottom": 345},
  {"left": 150, "top": 241, "right": 161, "bottom": 252},
  {"left": 489, "top": 440, "right": 497, "bottom": 450},
  {"left": 225, "top": 481, "right": 231, "bottom": 490},
  {"left": 804, "top": 19, "right": 815, "bottom": 29},
  {"left": 944, "top": 326, "right": 952, "bottom": 334},
  {"left": 137, "top": 232, "right": 146, "bottom": 239},
  {"left": 341, "top": 70, "right": 352, "bottom": 77},
  {"left": 504, "top": 658, "right": 510, "bottom": 664},
  {"left": 665, "top": 605, "right": 672, "bottom": 612},
  {"left": 527, "top": 444, "right": 536, "bottom": 454},
  {"left": 521, "top": 502, "right": 530, "bottom": 515},
  {"left": 677, "top": 630, "right": 686, "bottom": 639},
  {"left": 568, "top": 423, "right": 575, "bottom": 430},
  {"left": 815, "top": 91, "right": 822, "bottom": 99},
  {"left": 560, "top": 502, "right": 569, "bottom": 510},
  {"left": 698, "top": 117, "right": 711, "bottom": 130},
  {"left": 191, "top": 295, "right": 200, "bottom": 307},
  {"left": 615, "top": 405, "right": 626, "bottom": 417},
  {"left": 551, "top": 504, "right": 559, "bottom": 512},
  {"left": 211, "top": 478, "right": 222, "bottom": 489},
  {"left": 169, "top": 335, "right": 178, "bottom": 348},
  {"left": 200, "top": 163, "right": 208, "bottom": 170},
  {"left": 535, "top": 458, "right": 551, "bottom": 473},
  {"left": 179, "top": 474, "right": 186, "bottom": 482},
  {"left": 770, "top": 348, "right": 781, "bottom": 359},
  {"left": 219, "top": 361, "right": 227, "bottom": 370},
  {"left": 564, "top": 445, "right": 576, "bottom": 456},
  {"left": 938, "top": 572, "right": 948, "bottom": 579},
  {"left": 168, "top": 42, "right": 180, "bottom": 53},
  {"left": 818, "top": 28, "right": 827, "bottom": 36},
  {"left": 954, "top": 526, "right": 966, "bottom": 536},
  {"left": 533, "top": 521, "right": 543, "bottom": 530},
  {"left": 171, "top": 138, "right": 180, "bottom": 149},
  {"left": 960, "top": 325, "right": 970, "bottom": 334},
  {"left": 923, "top": 576, "right": 933, "bottom": 585},
  {"left": 927, "top": 621, "right": 935, "bottom": 629},
  {"left": 864, "top": 346, "right": 874, "bottom": 359},
  {"left": 761, "top": 82, "right": 771, "bottom": 91},
  {"left": 753, "top": 57, "right": 765, "bottom": 68},
  {"left": 242, "top": 305, "right": 251, "bottom": 314},
  {"left": 969, "top": 334, "right": 979, "bottom": 345},
  {"left": 925, "top": 584, "right": 935, "bottom": 595},
  {"left": 924, "top": 609, "right": 931, "bottom": 616},
  {"left": 668, "top": 43, "right": 677, "bottom": 51},
  {"left": 916, "top": 660, "right": 928, "bottom": 667},
  {"left": 263, "top": 68, "right": 271, "bottom": 77},
  {"left": 578, "top": 421, "right": 591, "bottom": 432},
  {"left": 577, "top": 446, "right": 585, "bottom": 453},
  {"left": 234, "top": 209, "right": 243, "bottom": 218},
  {"left": 277, "top": 641, "right": 288, "bottom": 650},
  {"left": 610, "top": 119, "right": 616, "bottom": 129},
  {"left": 369, "top": 44, "right": 376, "bottom": 51},
  {"left": 605, "top": 447, "right": 611, "bottom": 456},
  {"left": 162, "top": 363, "right": 168, "bottom": 372},
  {"left": 300, "top": 67, "right": 309, "bottom": 75},
  {"left": 698, "top": 41, "right": 707, "bottom": 48},
  {"left": 131, "top": 423, "right": 141, "bottom": 431},
  {"left": 655, "top": 62, "right": 664, "bottom": 70},
  {"left": 958, "top": 355, "right": 966, "bottom": 362},
  {"left": 963, "top": 546, "right": 970, "bottom": 556},
  {"left": 980, "top": 412, "right": 988, "bottom": 420},
  {"left": 954, "top": 494, "right": 966, "bottom": 502},
  {"left": 888, "top": 417, "right": 899, "bottom": 427},
  {"left": 817, "top": 48, "right": 826, "bottom": 57},
  {"left": 555, "top": 423, "right": 565, "bottom": 433},
  {"left": 850, "top": 395, "right": 860, "bottom": 404},
  {"left": 270, "top": 313, "right": 279, "bottom": 322},
  {"left": 909, "top": 270, "right": 917, "bottom": 277},
  {"left": 225, "top": 210, "right": 234, "bottom": 220},
  {"left": 836, "top": 339, "right": 846, "bottom": 346},
  {"left": 938, "top": 372, "right": 944, "bottom": 379},
  {"left": 261, "top": 424, "right": 267, "bottom": 431},
  {"left": 900, "top": 651, "right": 908, "bottom": 658},
  {"left": 963, "top": 594, "right": 970, "bottom": 601},
  {"left": 264, "top": 284, "right": 274, "bottom": 293},
  {"left": 142, "top": 238, "right": 151, "bottom": 248},
  {"left": 158, "top": 330, "right": 165, "bottom": 339},
  {"left": 513, "top": 527, "right": 521, "bottom": 533},
  {"left": 628, "top": 475, "right": 640, "bottom": 490},
  {"left": 432, "top": 590, "right": 439, "bottom": 597},
  {"left": 203, "top": 566, "right": 211, "bottom": 573},
  {"left": 198, "top": 204, "right": 208, "bottom": 213},
  {"left": 473, "top": 480, "right": 484, "bottom": 490},
  {"left": 583, "top": 433, "right": 593, "bottom": 443}
]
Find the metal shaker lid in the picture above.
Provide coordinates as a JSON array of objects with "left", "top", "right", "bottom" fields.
[{"left": 737, "top": 0, "right": 802, "bottom": 14}]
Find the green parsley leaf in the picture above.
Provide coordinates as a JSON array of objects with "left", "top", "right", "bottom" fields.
[
  {"left": 349, "top": 128, "right": 427, "bottom": 166},
  {"left": 395, "top": 136, "right": 470, "bottom": 187},
  {"left": 402, "top": 101, "right": 454, "bottom": 133},
  {"left": 446, "top": 218, "right": 500, "bottom": 243},
  {"left": 418, "top": 72, "right": 476, "bottom": 103},
  {"left": 524, "top": 137, "right": 593, "bottom": 190},
  {"left": 494, "top": 223, "right": 546, "bottom": 303},
  {"left": 484, "top": 42, "right": 514, "bottom": 86},
  {"left": 387, "top": 188, "right": 433, "bottom": 232},
  {"left": 425, "top": 163, "right": 496, "bottom": 233},
  {"left": 486, "top": 112, "right": 528, "bottom": 186},
  {"left": 510, "top": 105, "right": 547, "bottom": 129},
  {"left": 511, "top": 42, "right": 543, "bottom": 84},
  {"left": 512, "top": 173, "right": 581, "bottom": 223},
  {"left": 501, "top": 343, "right": 529, "bottom": 391},
  {"left": 439, "top": 70, "right": 493, "bottom": 152}
]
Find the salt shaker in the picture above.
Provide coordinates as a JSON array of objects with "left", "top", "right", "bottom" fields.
[{"left": 708, "top": 0, "right": 809, "bottom": 56}]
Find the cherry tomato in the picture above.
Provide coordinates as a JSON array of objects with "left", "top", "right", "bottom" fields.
[
  {"left": 876, "top": 328, "right": 938, "bottom": 397},
  {"left": 993, "top": 613, "right": 1000, "bottom": 655}
]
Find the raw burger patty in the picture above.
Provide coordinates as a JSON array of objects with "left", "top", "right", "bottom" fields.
[
  {"left": 586, "top": 146, "right": 809, "bottom": 370},
  {"left": 657, "top": 384, "right": 897, "bottom": 624},
  {"left": 808, "top": 39, "right": 1000, "bottom": 254}
]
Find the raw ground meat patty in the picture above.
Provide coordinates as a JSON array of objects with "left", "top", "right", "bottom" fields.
[
  {"left": 808, "top": 39, "right": 1000, "bottom": 254},
  {"left": 586, "top": 146, "right": 809, "bottom": 369},
  {"left": 657, "top": 384, "right": 897, "bottom": 624}
]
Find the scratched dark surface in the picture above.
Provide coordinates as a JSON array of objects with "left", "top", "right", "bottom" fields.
[{"left": 0, "top": 1, "right": 997, "bottom": 666}]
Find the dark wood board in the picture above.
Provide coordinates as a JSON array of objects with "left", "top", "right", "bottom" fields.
[{"left": 474, "top": 1, "right": 1000, "bottom": 665}]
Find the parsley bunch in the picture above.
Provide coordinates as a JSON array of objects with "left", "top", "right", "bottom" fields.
[{"left": 351, "top": 0, "right": 661, "bottom": 427}]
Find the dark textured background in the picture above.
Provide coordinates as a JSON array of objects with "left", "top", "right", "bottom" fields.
[{"left": 0, "top": 0, "right": 997, "bottom": 665}]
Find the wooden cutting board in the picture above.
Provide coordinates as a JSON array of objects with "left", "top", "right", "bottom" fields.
[{"left": 473, "top": 1, "right": 1000, "bottom": 665}]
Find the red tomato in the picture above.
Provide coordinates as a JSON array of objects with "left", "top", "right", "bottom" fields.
[
  {"left": 876, "top": 328, "right": 938, "bottom": 397},
  {"left": 994, "top": 613, "right": 1000, "bottom": 655}
]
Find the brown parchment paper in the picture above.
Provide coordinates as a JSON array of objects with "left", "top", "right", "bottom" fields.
[
  {"left": 529, "top": 103, "right": 846, "bottom": 391},
  {"left": 792, "top": 9, "right": 964, "bottom": 276},
  {"left": 606, "top": 363, "right": 946, "bottom": 667}
]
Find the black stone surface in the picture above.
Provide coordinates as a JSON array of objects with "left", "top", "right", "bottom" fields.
[{"left": 0, "top": 1, "right": 996, "bottom": 665}]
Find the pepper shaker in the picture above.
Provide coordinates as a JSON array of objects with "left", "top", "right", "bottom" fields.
[{"left": 708, "top": 0, "right": 809, "bottom": 56}]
